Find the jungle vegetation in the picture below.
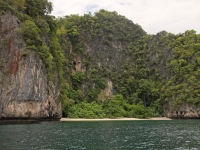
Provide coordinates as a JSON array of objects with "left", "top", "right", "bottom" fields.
[{"left": 1, "top": 0, "right": 200, "bottom": 118}]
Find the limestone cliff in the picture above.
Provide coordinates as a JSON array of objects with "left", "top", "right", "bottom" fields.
[
  {"left": 164, "top": 102, "right": 200, "bottom": 119},
  {"left": 57, "top": 11, "right": 200, "bottom": 119},
  {"left": 0, "top": 13, "right": 61, "bottom": 120},
  {"left": 147, "top": 31, "right": 200, "bottom": 119},
  {"left": 1, "top": 7, "right": 199, "bottom": 119}
]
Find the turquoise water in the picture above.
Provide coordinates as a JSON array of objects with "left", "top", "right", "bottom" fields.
[{"left": 0, "top": 120, "right": 200, "bottom": 149}]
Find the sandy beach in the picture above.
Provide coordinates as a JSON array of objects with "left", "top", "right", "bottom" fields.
[{"left": 60, "top": 117, "right": 172, "bottom": 121}]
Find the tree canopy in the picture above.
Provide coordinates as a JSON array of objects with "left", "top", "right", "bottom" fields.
[{"left": 2, "top": 1, "right": 200, "bottom": 118}]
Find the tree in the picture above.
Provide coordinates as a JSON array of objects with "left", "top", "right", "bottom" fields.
[
  {"left": 137, "top": 79, "right": 151, "bottom": 107},
  {"left": 25, "top": 0, "right": 52, "bottom": 17}
]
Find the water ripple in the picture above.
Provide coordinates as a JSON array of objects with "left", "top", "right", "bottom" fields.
[{"left": 0, "top": 120, "right": 200, "bottom": 149}]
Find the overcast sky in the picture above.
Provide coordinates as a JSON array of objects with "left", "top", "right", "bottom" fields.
[{"left": 49, "top": 0, "right": 200, "bottom": 34}]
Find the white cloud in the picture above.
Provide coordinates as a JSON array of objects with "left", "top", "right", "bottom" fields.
[{"left": 49, "top": 0, "right": 200, "bottom": 34}]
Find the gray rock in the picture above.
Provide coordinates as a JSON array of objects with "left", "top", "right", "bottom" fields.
[
  {"left": 164, "top": 101, "right": 200, "bottom": 119},
  {"left": 0, "top": 13, "right": 61, "bottom": 120}
]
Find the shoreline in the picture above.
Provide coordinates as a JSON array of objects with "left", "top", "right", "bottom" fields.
[
  {"left": 0, "top": 117, "right": 172, "bottom": 124},
  {"left": 61, "top": 117, "right": 172, "bottom": 121},
  {"left": 0, "top": 118, "right": 60, "bottom": 124}
]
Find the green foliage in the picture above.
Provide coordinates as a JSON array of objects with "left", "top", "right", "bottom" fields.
[
  {"left": 0, "top": 62, "right": 3, "bottom": 67},
  {"left": 53, "top": 10, "right": 200, "bottom": 117},
  {"left": 60, "top": 84, "right": 74, "bottom": 117},
  {"left": 67, "top": 94, "right": 158, "bottom": 119},
  {"left": 126, "top": 104, "right": 158, "bottom": 118},
  {"left": 7, "top": 2, "right": 200, "bottom": 118},
  {"left": 160, "top": 30, "right": 200, "bottom": 107},
  {"left": 25, "top": 0, "right": 52, "bottom": 17},
  {"left": 67, "top": 26, "right": 79, "bottom": 37},
  {"left": 0, "top": 0, "right": 25, "bottom": 15},
  {"left": 21, "top": 50, "right": 29, "bottom": 57},
  {"left": 6, "top": 0, "right": 25, "bottom": 10},
  {"left": 20, "top": 20, "right": 41, "bottom": 46},
  {"left": 68, "top": 101, "right": 106, "bottom": 118},
  {"left": 56, "top": 10, "right": 161, "bottom": 118},
  {"left": 34, "top": 16, "right": 50, "bottom": 34},
  {"left": 103, "top": 94, "right": 126, "bottom": 118},
  {"left": 71, "top": 71, "right": 86, "bottom": 89}
]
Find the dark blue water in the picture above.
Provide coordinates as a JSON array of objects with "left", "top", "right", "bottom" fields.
[{"left": 0, "top": 120, "right": 200, "bottom": 150}]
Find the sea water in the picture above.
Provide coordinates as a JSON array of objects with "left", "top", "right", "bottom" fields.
[{"left": 0, "top": 120, "right": 200, "bottom": 150}]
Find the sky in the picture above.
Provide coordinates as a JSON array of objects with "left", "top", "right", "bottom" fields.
[{"left": 49, "top": 0, "right": 200, "bottom": 34}]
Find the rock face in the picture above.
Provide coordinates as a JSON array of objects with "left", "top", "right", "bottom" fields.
[
  {"left": 0, "top": 13, "right": 61, "bottom": 120},
  {"left": 164, "top": 102, "right": 200, "bottom": 119}
]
